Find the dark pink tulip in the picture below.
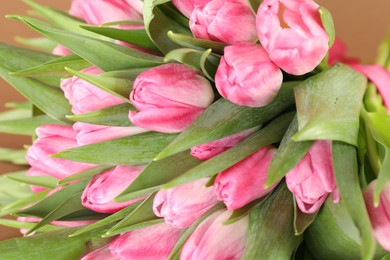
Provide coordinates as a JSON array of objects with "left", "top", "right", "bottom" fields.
[
  {"left": 172, "top": 0, "right": 212, "bottom": 18},
  {"left": 214, "top": 146, "right": 278, "bottom": 210},
  {"left": 215, "top": 42, "right": 283, "bottom": 107},
  {"left": 26, "top": 125, "right": 96, "bottom": 180},
  {"left": 181, "top": 210, "right": 248, "bottom": 259},
  {"left": 81, "top": 165, "right": 146, "bottom": 213},
  {"left": 153, "top": 178, "right": 219, "bottom": 228},
  {"left": 364, "top": 180, "right": 390, "bottom": 252},
  {"left": 190, "top": 0, "right": 257, "bottom": 44},
  {"left": 129, "top": 64, "right": 214, "bottom": 133},
  {"left": 286, "top": 140, "right": 340, "bottom": 214},
  {"left": 257, "top": 0, "right": 329, "bottom": 75}
]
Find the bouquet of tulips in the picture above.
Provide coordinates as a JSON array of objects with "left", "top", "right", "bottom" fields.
[{"left": 1, "top": 0, "right": 390, "bottom": 259}]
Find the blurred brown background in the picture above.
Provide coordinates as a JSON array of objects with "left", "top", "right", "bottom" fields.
[{"left": 0, "top": 0, "right": 390, "bottom": 241}]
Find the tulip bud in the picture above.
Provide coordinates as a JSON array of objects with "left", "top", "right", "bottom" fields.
[
  {"left": 81, "top": 245, "right": 117, "bottom": 260},
  {"left": 181, "top": 210, "right": 248, "bottom": 259},
  {"left": 153, "top": 178, "right": 219, "bottom": 228},
  {"left": 171, "top": 0, "right": 211, "bottom": 18},
  {"left": 52, "top": 45, "right": 72, "bottom": 56},
  {"left": 129, "top": 64, "right": 214, "bottom": 133},
  {"left": 214, "top": 147, "right": 278, "bottom": 210},
  {"left": 256, "top": 0, "right": 329, "bottom": 75},
  {"left": 81, "top": 165, "right": 146, "bottom": 213},
  {"left": 26, "top": 125, "right": 96, "bottom": 180},
  {"left": 215, "top": 42, "right": 283, "bottom": 107},
  {"left": 190, "top": 0, "right": 257, "bottom": 44},
  {"left": 286, "top": 140, "right": 340, "bottom": 214},
  {"left": 364, "top": 180, "right": 390, "bottom": 252}
]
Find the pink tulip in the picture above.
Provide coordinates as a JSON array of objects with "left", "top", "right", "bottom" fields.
[
  {"left": 215, "top": 42, "right": 283, "bottom": 107},
  {"left": 189, "top": 0, "right": 257, "bottom": 44},
  {"left": 191, "top": 127, "right": 258, "bottom": 160},
  {"left": 81, "top": 165, "right": 145, "bottom": 213},
  {"left": 52, "top": 45, "right": 72, "bottom": 56},
  {"left": 25, "top": 125, "right": 96, "bottom": 180},
  {"left": 256, "top": 0, "right": 329, "bottom": 75},
  {"left": 129, "top": 64, "right": 214, "bottom": 133},
  {"left": 214, "top": 146, "right": 278, "bottom": 210},
  {"left": 181, "top": 210, "right": 248, "bottom": 259},
  {"left": 172, "top": 0, "right": 212, "bottom": 18},
  {"left": 327, "top": 38, "right": 360, "bottom": 66},
  {"left": 82, "top": 222, "right": 183, "bottom": 259},
  {"left": 69, "top": 0, "right": 143, "bottom": 25},
  {"left": 364, "top": 180, "right": 390, "bottom": 252},
  {"left": 286, "top": 140, "right": 340, "bottom": 214},
  {"left": 153, "top": 178, "right": 219, "bottom": 228}
]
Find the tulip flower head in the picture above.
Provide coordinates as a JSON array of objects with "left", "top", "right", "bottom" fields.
[{"left": 171, "top": 0, "right": 212, "bottom": 18}]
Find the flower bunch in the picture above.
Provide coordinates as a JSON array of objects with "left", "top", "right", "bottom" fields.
[{"left": 0, "top": 0, "right": 389, "bottom": 259}]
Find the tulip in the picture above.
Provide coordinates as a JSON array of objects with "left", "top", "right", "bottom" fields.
[
  {"left": 214, "top": 146, "right": 278, "bottom": 210},
  {"left": 189, "top": 0, "right": 257, "bottom": 44},
  {"left": 153, "top": 178, "right": 219, "bottom": 228},
  {"left": 129, "top": 64, "right": 214, "bottom": 133},
  {"left": 181, "top": 210, "right": 248, "bottom": 259},
  {"left": 286, "top": 140, "right": 340, "bottom": 214},
  {"left": 256, "top": 0, "right": 329, "bottom": 75},
  {"left": 52, "top": 45, "right": 72, "bottom": 56},
  {"left": 364, "top": 180, "right": 390, "bottom": 252},
  {"left": 171, "top": 0, "right": 212, "bottom": 18},
  {"left": 81, "top": 245, "right": 118, "bottom": 260},
  {"left": 81, "top": 165, "right": 145, "bottom": 213},
  {"left": 215, "top": 42, "right": 283, "bottom": 107},
  {"left": 26, "top": 125, "right": 96, "bottom": 180},
  {"left": 191, "top": 127, "right": 258, "bottom": 160}
]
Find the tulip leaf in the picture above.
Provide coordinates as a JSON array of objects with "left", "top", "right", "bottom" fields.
[
  {"left": 6, "top": 175, "right": 57, "bottom": 189},
  {"left": 0, "top": 148, "right": 27, "bottom": 165},
  {"left": 58, "top": 166, "right": 113, "bottom": 186},
  {"left": 167, "top": 31, "right": 226, "bottom": 55},
  {"left": 224, "top": 198, "right": 267, "bottom": 225},
  {"left": 116, "top": 151, "right": 202, "bottom": 202},
  {"left": 0, "top": 218, "right": 61, "bottom": 232},
  {"left": 319, "top": 6, "right": 335, "bottom": 48},
  {"left": 246, "top": 0, "right": 263, "bottom": 14},
  {"left": 11, "top": 54, "right": 91, "bottom": 77},
  {"left": 332, "top": 141, "right": 376, "bottom": 260},
  {"left": 163, "top": 112, "right": 295, "bottom": 189},
  {"left": 102, "top": 68, "right": 148, "bottom": 80},
  {"left": 0, "top": 107, "right": 31, "bottom": 122},
  {"left": 243, "top": 183, "right": 302, "bottom": 260},
  {"left": 80, "top": 25, "right": 160, "bottom": 52},
  {"left": 0, "top": 191, "right": 49, "bottom": 217},
  {"left": 15, "top": 36, "right": 57, "bottom": 52},
  {"left": 9, "top": 15, "right": 164, "bottom": 71},
  {"left": 293, "top": 199, "right": 317, "bottom": 236},
  {"left": 0, "top": 171, "right": 32, "bottom": 210},
  {"left": 156, "top": 82, "right": 297, "bottom": 160},
  {"left": 0, "top": 115, "right": 66, "bottom": 136},
  {"left": 266, "top": 116, "right": 313, "bottom": 188},
  {"left": 104, "top": 219, "right": 164, "bottom": 237},
  {"left": 54, "top": 132, "right": 178, "bottom": 165},
  {"left": 293, "top": 64, "right": 367, "bottom": 146}
]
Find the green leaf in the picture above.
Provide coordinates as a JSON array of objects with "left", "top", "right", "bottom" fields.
[
  {"left": 65, "top": 67, "right": 132, "bottom": 102},
  {"left": 163, "top": 112, "right": 295, "bottom": 189},
  {"left": 11, "top": 54, "right": 91, "bottom": 77},
  {"left": 293, "top": 199, "right": 317, "bottom": 236},
  {"left": 319, "top": 7, "right": 335, "bottom": 47},
  {"left": 116, "top": 150, "right": 201, "bottom": 202},
  {"left": 0, "top": 218, "right": 62, "bottom": 232},
  {"left": 0, "top": 148, "right": 27, "bottom": 165},
  {"left": 57, "top": 166, "right": 113, "bottom": 186},
  {"left": 156, "top": 82, "right": 296, "bottom": 160},
  {"left": 102, "top": 68, "right": 148, "bottom": 80},
  {"left": 0, "top": 191, "right": 49, "bottom": 217},
  {"left": 167, "top": 31, "right": 226, "bottom": 55},
  {"left": 293, "top": 64, "right": 367, "bottom": 146},
  {"left": 6, "top": 175, "right": 57, "bottom": 190},
  {"left": 0, "top": 115, "right": 66, "bottom": 136},
  {"left": 266, "top": 116, "right": 313, "bottom": 188},
  {"left": 246, "top": 0, "right": 263, "bottom": 14},
  {"left": 243, "top": 183, "right": 302, "bottom": 259},
  {"left": 54, "top": 132, "right": 178, "bottom": 165},
  {"left": 15, "top": 36, "right": 57, "bottom": 52},
  {"left": 332, "top": 141, "right": 376, "bottom": 260},
  {"left": 0, "top": 108, "right": 31, "bottom": 122},
  {"left": 224, "top": 198, "right": 267, "bottom": 225},
  {"left": 0, "top": 171, "right": 32, "bottom": 210},
  {"left": 10, "top": 15, "right": 164, "bottom": 71}
]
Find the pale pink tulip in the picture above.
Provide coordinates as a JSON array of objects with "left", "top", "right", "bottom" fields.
[
  {"left": 364, "top": 180, "right": 390, "bottom": 252},
  {"left": 153, "top": 178, "right": 219, "bottom": 228},
  {"left": 172, "top": 0, "right": 212, "bottom": 18},
  {"left": 215, "top": 42, "right": 283, "bottom": 107},
  {"left": 181, "top": 210, "right": 248, "bottom": 259},
  {"left": 81, "top": 245, "right": 118, "bottom": 260},
  {"left": 190, "top": 0, "right": 257, "bottom": 44},
  {"left": 129, "top": 64, "right": 214, "bottom": 133},
  {"left": 191, "top": 127, "right": 258, "bottom": 160},
  {"left": 214, "top": 146, "right": 278, "bottom": 210},
  {"left": 81, "top": 165, "right": 145, "bottom": 213},
  {"left": 52, "top": 45, "right": 72, "bottom": 56},
  {"left": 25, "top": 125, "right": 96, "bottom": 180},
  {"left": 286, "top": 140, "right": 340, "bottom": 214},
  {"left": 256, "top": 0, "right": 329, "bottom": 75}
]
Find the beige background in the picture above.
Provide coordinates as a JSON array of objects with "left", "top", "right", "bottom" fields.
[{"left": 0, "top": 0, "right": 390, "bottom": 240}]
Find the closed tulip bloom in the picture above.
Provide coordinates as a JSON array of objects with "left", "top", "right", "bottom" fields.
[
  {"left": 190, "top": 0, "right": 257, "bottom": 44},
  {"left": 286, "top": 140, "right": 340, "bottom": 214},
  {"left": 81, "top": 165, "right": 145, "bottom": 213},
  {"left": 52, "top": 45, "right": 72, "bottom": 56},
  {"left": 181, "top": 210, "right": 248, "bottom": 260},
  {"left": 153, "top": 178, "right": 219, "bottom": 228},
  {"left": 26, "top": 125, "right": 96, "bottom": 180},
  {"left": 81, "top": 245, "right": 118, "bottom": 260},
  {"left": 129, "top": 64, "right": 214, "bottom": 133},
  {"left": 257, "top": 0, "right": 329, "bottom": 75},
  {"left": 364, "top": 180, "right": 390, "bottom": 252},
  {"left": 172, "top": 0, "right": 212, "bottom": 18},
  {"left": 214, "top": 146, "right": 278, "bottom": 210},
  {"left": 215, "top": 43, "right": 283, "bottom": 107}
]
